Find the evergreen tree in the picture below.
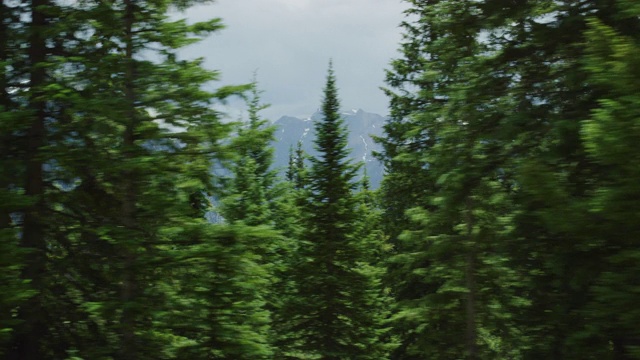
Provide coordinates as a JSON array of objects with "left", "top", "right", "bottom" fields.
[
  {"left": 1, "top": 0, "right": 261, "bottom": 358},
  {"left": 375, "top": 4, "right": 445, "bottom": 357},
  {"left": 219, "top": 78, "right": 307, "bottom": 358},
  {"left": 579, "top": 10, "right": 640, "bottom": 357},
  {"left": 288, "top": 62, "right": 390, "bottom": 359},
  {"left": 293, "top": 140, "right": 307, "bottom": 191},
  {"left": 383, "top": 2, "right": 527, "bottom": 357},
  {"left": 286, "top": 145, "right": 296, "bottom": 182},
  {"left": 5, "top": 0, "right": 65, "bottom": 356},
  {"left": 380, "top": 0, "right": 640, "bottom": 359},
  {"left": 0, "top": 0, "right": 32, "bottom": 353},
  {"left": 221, "top": 78, "right": 276, "bottom": 226},
  {"left": 56, "top": 3, "right": 260, "bottom": 357},
  {"left": 271, "top": 137, "right": 307, "bottom": 358},
  {"left": 161, "top": 223, "right": 276, "bottom": 359}
]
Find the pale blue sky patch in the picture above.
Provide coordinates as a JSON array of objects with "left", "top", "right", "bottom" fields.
[{"left": 177, "top": 0, "right": 408, "bottom": 121}]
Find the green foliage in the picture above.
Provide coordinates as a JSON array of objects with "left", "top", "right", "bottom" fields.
[
  {"left": 221, "top": 78, "right": 276, "bottom": 226},
  {"left": 5, "top": 0, "right": 640, "bottom": 358},
  {"left": 578, "top": 13, "right": 640, "bottom": 358},
  {"left": 161, "top": 223, "right": 277, "bottom": 359},
  {"left": 285, "top": 63, "right": 392, "bottom": 359},
  {"left": 379, "top": 0, "right": 640, "bottom": 359},
  {"left": 0, "top": 0, "right": 269, "bottom": 357},
  {"left": 0, "top": 1, "right": 33, "bottom": 351}
]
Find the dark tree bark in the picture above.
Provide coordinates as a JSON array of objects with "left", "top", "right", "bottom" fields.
[{"left": 11, "top": 0, "right": 49, "bottom": 358}]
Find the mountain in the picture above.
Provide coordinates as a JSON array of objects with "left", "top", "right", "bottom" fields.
[{"left": 272, "top": 109, "right": 386, "bottom": 188}]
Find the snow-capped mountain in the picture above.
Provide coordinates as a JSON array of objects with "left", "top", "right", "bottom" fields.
[{"left": 272, "top": 108, "right": 386, "bottom": 188}]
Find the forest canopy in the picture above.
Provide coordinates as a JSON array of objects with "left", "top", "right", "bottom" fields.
[{"left": 2, "top": 0, "right": 640, "bottom": 359}]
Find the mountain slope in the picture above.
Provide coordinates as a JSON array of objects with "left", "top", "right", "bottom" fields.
[{"left": 272, "top": 109, "right": 385, "bottom": 188}]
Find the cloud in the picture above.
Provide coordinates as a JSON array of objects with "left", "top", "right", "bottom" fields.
[{"left": 178, "top": 0, "right": 408, "bottom": 120}]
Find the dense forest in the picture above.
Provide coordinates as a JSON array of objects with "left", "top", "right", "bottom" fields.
[{"left": 2, "top": 0, "right": 640, "bottom": 359}]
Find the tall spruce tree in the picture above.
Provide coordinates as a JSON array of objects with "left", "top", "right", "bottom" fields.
[
  {"left": 5, "top": 0, "right": 66, "bottom": 356},
  {"left": 579, "top": 10, "right": 640, "bottom": 357},
  {"left": 271, "top": 139, "right": 307, "bottom": 358},
  {"left": 380, "top": 0, "right": 640, "bottom": 359},
  {"left": 54, "top": 2, "right": 266, "bottom": 357},
  {"left": 161, "top": 222, "right": 276, "bottom": 360},
  {"left": 376, "top": 4, "right": 445, "bottom": 358},
  {"left": 1, "top": 0, "right": 265, "bottom": 358},
  {"left": 380, "top": 2, "right": 527, "bottom": 358},
  {"left": 0, "top": 0, "right": 33, "bottom": 353},
  {"left": 221, "top": 78, "right": 276, "bottom": 226},
  {"left": 219, "top": 78, "right": 305, "bottom": 358},
  {"left": 477, "top": 2, "right": 640, "bottom": 357},
  {"left": 287, "top": 62, "right": 390, "bottom": 359}
]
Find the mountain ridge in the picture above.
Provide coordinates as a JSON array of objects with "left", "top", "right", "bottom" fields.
[{"left": 271, "top": 108, "right": 386, "bottom": 188}]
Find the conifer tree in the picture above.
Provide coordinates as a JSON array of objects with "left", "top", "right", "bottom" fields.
[
  {"left": 57, "top": 3, "right": 256, "bottom": 357},
  {"left": 380, "top": 0, "right": 640, "bottom": 359},
  {"left": 579, "top": 12, "right": 640, "bottom": 357},
  {"left": 1, "top": 0, "right": 258, "bottom": 358},
  {"left": 5, "top": 0, "right": 63, "bottom": 356},
  {"left": 293, "top": 140, "right": 307, "bottom": 191},
  {"left": 0, "top": 0, "right": 32, "bottom": 353},
  {"left": 286, "top": 145, "right": 296, "bottom": 182},
  {"left": 218, "top": 78, "right": 306, "bottom": 358},
  {"left": 221, "top": 79, "right": 275, "bottom": 226},
  {"left": 161, "top": 223, "right": 276, "bottom": 360},
  {"left": 288, "top": 62, "right": 390, "bottom": 359},
  {"left": 270, "top": 138, "right": 307, "bottom": 358}
]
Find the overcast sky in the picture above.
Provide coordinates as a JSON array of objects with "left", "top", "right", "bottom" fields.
[{"left": 179, "top": 0, "right": 408, "bottom": 121}]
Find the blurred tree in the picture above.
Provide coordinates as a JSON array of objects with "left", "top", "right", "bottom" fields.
[
  {"left": 1, "top": 0, "right": 253, "bottom": 357},
  {"left": 0, "top": 0, "right": 33, "bottom": 354},
  {"left": 5, "top": 0, "right": 59, "bottom": 356},
  {"left": 380, "top": 0, "right": 640, "bottom": 359},
  {"left": 580, "top": 9, "right": 640, "bottom": 357}
]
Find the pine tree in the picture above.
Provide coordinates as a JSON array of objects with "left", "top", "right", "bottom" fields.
[
  {"left": 288, "top": 62, "right": 390, "bottom": 359},
  {"left": 0, "top": 0, "right": 33, "bottom": 353},
  {"left": 221, "top": 78, "right": 275, "bottom": 226},
  {"left": 294, "top": 140, "right": 307, "bottom": 191},
  {"left": 286, "top": 145, "right": 296, "bottom": 182},
  {"left": 219, "top": 78, "right": 306, "bottom": 358},
  {"left": 6, "top": 0, "right": 61, "bottom": 356},
  {"left": 1, "top": 0, "right": 260, "bottom": 357},
  {"left": 579, "top": 10, "right": 640, "bottom": 357},
  {"left": 270, "top": 136, "right": 307, "bottom": 359},
  {"left": 376, "top": 4, "right": 446, "bottom": 357},
  {"left": 161, "top": 223, "right": 276, "bottom": 359},
  {"left": 476, "top": 2, "right": 639, "bottom": 357},
  {"left": 381, "top": 0, "right": 640, "bottom": 359},
  {"left": 380, "top": 0, "right": 563, "bottom": 358},
  {"left": 55, "top": 3, "right": 252, "bottom": 357}
]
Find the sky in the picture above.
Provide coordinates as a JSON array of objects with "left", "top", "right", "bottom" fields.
[{"left": 179, "top": 0, "right": 409, "bottom": 121}]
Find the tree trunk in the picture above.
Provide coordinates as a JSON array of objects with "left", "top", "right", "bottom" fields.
[
  {"left": 464, "top": 197, "right": 478, "bottom": 360},
  {"left": 0, "top": 0, "right": 11, "bottom": 228},
  {"left": 119, "top": 0, "right": 138, "bottom": 357},
  {"left": 11, "top": 0, "right": 49, "bottom": 358}
]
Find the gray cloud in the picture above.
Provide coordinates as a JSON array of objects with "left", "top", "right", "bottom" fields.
[{"left": 179, "top": 0, "right": 408, "bottom": 120}]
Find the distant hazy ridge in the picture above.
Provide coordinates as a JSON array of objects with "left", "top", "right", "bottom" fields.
[{"left": 271, "top": 109, "right": 386, "bottom": 188}]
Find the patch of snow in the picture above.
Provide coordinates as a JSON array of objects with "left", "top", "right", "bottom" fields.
[{"left": 360, "top": 135, "right": 369, "bottom": 162}]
